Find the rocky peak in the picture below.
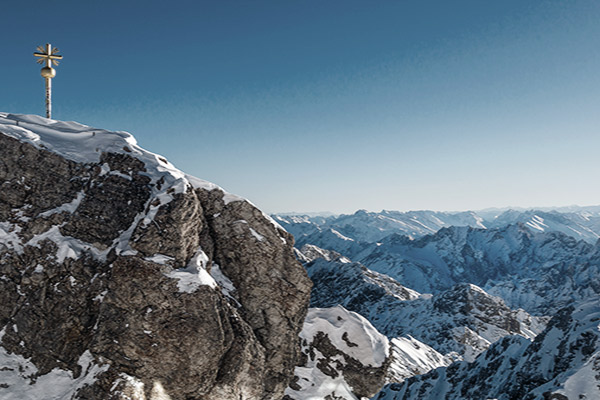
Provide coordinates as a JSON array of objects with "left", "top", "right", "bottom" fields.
[
  {"left": 284, "top": 306, "right": 390, "bottom": 400},
  {"left": 432, "top": 283, "right": 520, "bottom": 332},
  {"left": 0, "top": 113, "right": 312, "bottom": 399}
]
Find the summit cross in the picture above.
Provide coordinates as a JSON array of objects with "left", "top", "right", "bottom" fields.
[{"left": 34, "top": 43, "right": 63, "bottom": 119}]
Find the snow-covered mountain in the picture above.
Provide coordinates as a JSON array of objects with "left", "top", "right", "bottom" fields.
[
  {"left": 374, "top": 299, "right": 600, "bottom": 400},
  {"left": 386, "top": 336, "right": 452, "bottom": 383},
  {"left": 301, "top": 249, "right": 546, "bottom": 377},
  {"left": 285, "top": 306, "right": 390, "bottom": 400},
  {"left": 488, "top": 209, "right": 600, "bottom": 243},
  {"left": 317, "top": 224, "right": 600, "bottom": 314},
  {"left": 274, "top": 209, "right": 486, "bottom": 244},
  {"left": 275, "top": 207, "right": 600, "bottom": 245},
  {"left": 278, "top": 208, "right": 600, "bottom": 398}
]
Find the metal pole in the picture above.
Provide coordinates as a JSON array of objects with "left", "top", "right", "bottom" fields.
[
  {"left": 45, "top": 43, "right": 51, "bottom": 119},
  {"left": 45, "top": 77, "right": 51, "bottom": 119}
]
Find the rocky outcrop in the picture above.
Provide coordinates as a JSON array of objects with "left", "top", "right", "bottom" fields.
[
  {"left": 284, "top": 306, "right": 390, "bottom": 400},
  {"left": 0, "top": 113, "right": 312, "bottom": 399}
]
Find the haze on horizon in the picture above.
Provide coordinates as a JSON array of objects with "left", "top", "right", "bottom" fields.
[{"left": 2, "top": 1, "right": 599, "bottom": 214}]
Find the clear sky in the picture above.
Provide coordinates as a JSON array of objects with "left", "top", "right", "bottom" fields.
[{"left": 2, "top": 0, "right": 599, "bottom": 214}]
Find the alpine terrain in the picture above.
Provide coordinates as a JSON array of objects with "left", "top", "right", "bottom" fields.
[{"left": 279, "top": 209, "right": 600, "bottom": 399}]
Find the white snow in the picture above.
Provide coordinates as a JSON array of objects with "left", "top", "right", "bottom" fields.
[
  {"left": 0, "top": 113, "right": 298, "bottom": 278},
  {"left": 210, "top": 263, "right": 237, "bottom": 299},
  {"left": 93, "top": 290, "right": 108, "bottom": 302},
  {"left": 287, "top": 306, "right": 390, "bottom": 400},
  {"left": 0, "top": 341, "right": 109, "bottom": 400},
  {"left": 26, "top": 225, "right": 100, "bottom": 263},
  {"left": 0, "top": 222, "right": 23, "bottom": 253},
  {"left": 38, "top": 191, "right": 85, "bottom": 218},
  {"left": 0, "top": 112, "right": 267, "bottom": 255},
  {"left": 164, "top": 248, "right": 217, "bottom": 292},
  {"left": 144, "top": 254, "right": 175, "bottom": 265},
  {"left": 249, "top": 227, "right": 265, "bottom": 242},
  {"left": 286, "top": 355, "right": 359, "bottom": 400},
  {"left": 556, "top": 354, "right": 600, "bottom": 399},
  {"left": 301, "top": 306, "right": 389, "bottom": 368},
  {"left": 388, "top": 336, "right": 452, "bottom": 382}
]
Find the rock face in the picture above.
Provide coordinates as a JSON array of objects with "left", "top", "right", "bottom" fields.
[{"left": 0, "top": 113, "right": 312, "bottom": 399}]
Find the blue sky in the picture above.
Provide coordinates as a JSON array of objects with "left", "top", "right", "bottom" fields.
[{"left": 2, "top": 1, "right": 600, "bottom": 213}]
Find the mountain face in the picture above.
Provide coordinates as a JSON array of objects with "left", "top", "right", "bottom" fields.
[
  {"left": 280, "top": 207, "right": 600, "bottom": 398},
  {"left": 275, "top": 209, "right": 486, "bottom": 246},
  {"left": 488, "top": 209, "right": 600, "bottom": 243},
  {"left": 375, "top": 299, "right": 600, "bottom": 400},
  {"left": 0, "top": 113, "right": 312, "bottom": 399}
]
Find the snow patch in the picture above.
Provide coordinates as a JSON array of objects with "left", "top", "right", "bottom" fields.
[
  {"left": 210, "top": 264, "right": 237, "bottom": 299},
  {"left": 38, "top": 191, "right": 84, "bottom": 218},
  {"left": 164, "top": 248, "right": 217, "bottom": 292},
  {"left": 301, "top": 306, "right": 389, "bottom": 367},
  {"left": 388, "top": 336, "right": 452, "bottom": 382},
  {"left": 0, "top": 345, "right": 109, "bottom": 400},
  {"left": 249, "top": 228, "right": 265, "bottom": 242}
]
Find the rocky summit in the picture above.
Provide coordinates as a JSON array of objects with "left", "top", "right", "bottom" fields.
[{"left": 0, "top": 113, "right": 312, "bottom": 399}]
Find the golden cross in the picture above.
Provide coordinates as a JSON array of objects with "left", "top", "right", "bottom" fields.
[
  {"left": 34, "top": 43, "right": 63, "bottom": 67},
  {"left": 33, "top": 43, "right": 63, "bottom": 118}
]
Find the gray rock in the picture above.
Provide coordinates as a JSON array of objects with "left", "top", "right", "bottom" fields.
[{"left": 0, "top": 130, "right": 311, "bottom": 399}]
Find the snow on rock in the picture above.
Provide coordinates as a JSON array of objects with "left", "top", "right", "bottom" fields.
[
  {"left": 387, "top": 336, "right": 452, "bottom": 383},
  {"left": 0, "top": 112, "right": 255, "bottom": 239},
  {"left": 285, "top": 306, "right": 390, "bottom": 400},
  {"left": 38, "top": 191, "right": 85, "bottom": 218},
  {"left": 0, "top": 336, "right": 109, "bottom": 400},
  {"left": 164, "top": 248, "right": 217, "bottom": 292},
  {"left": 209, "top": 263, "right": 238, "bottom": 301},
  {"left": 301, "top": 306, "right": 389, "bottom": 367},
  {"left": 306, "top": 253, "right": 546, "bottom": 366}
]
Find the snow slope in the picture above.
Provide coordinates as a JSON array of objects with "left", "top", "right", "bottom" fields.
[
  {"left": 488, "top": 209, "right": 600, "bottom": 243},
  {"left": 276, "top": 207, "right": 600, "bottom": 246},
  {"left": 276, "top": 209, "right": 487, "bottom": 246}
]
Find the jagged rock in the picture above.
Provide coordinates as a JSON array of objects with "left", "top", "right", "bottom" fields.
[{"left": 0, "top": 113, "right": 312, "bottom": 399}]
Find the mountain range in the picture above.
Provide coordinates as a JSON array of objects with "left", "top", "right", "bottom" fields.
[{"left": 277, "top": 208, "right": 600, "bottom": 399}]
